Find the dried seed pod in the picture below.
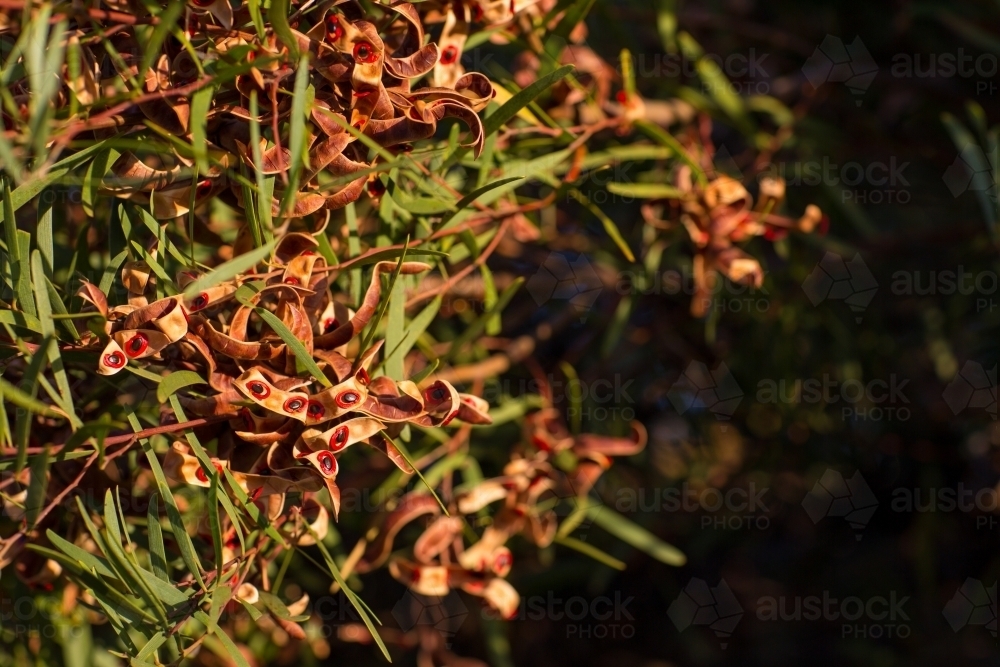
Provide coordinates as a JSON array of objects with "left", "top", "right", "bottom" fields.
[{"left": 234, "top": 369, "right": 312, "bottom": 422}]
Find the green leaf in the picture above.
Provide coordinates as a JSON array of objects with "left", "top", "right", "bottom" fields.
[
  {"left": 183, "top": 239, "right": 276, "bottom": 298},
  {"left": 36, "top": 188, "right": 54, "bottom": 277},
  {"left": 656, "top": 0, "right": 678, "bottom": 51},
  {"left": 146, "top": 494, "right": 170, "bottom": 582},
  {"left": 439, "top": 177, "right": 523, "bottom": 228},
  {"left": 942, "top": 113, "right": 998, "bottom": 228},
  {"left": 248, "top": 0, "right": 265, "bottom": 38},
  {"left": 0, "top": 376, "right": 61, "bottom": 419},
  {"left": 103, "top": 489, "right": 124, "bottom": 547},
  {"left": 0, "top": 309, "right": 44, "bottom": 333},
  {"left": 138, "top": 0, "right": 187, "bottom": 83},
  {"left": 25, "top": 447, "right": 50, "bottom": 527},
  {"left": 606, "top": 182, "right": 685, "bottom": 199},
  {"left": 156, "top": 371, "right": 207, "bottom": 403},
  {"left": 394, "top": 196, "right": 455, "bottom": 215},
  {"left": 0, "top": 140, "right": 114, "bottom": 224},
  {"left": 267, "top": 0, "right": 300, "bottom": 57},
  {"left": 383, "top": 296, "right": 441, "bottom": 377},
  {"left": 258, "top": 590, "right": 309, "bottom": 623},
  {"left": 46, "top": 530, "right": 118, "bottom": 578},
  {"left": 634, "top": 120, "right": 708, "bottom": 187},
  {"left": 384, "top": 276, "right": 407, "bottom": 380},
  {"left": 26, "top": 544, "right": 157, "bottom": 626},
  {"left": 82, "top": 148, "right": 121, "bottom": 218},
  {"left": 208, "top": 472, "right": 224, "bottom": 575},
  {"left": 554, "top": 535, "right": 626, "bottom": 570},
  {"left": 484, "top": 66, "right": 575, "bottom": 140},
  {"left": 32, "top": 251, "right": 79, "bottom": 425},
  {"left": 101, "top": 523, "right": 171, "bottom": 626},
  {"left": 444, "top": 278, "right": 523, "bottom": 363},
  {"left": 253, "top": 306, "right": 333, "bottom": 387},
  {"left": 248, "top": 90, "right": 271, "bottom": 245},
  {"left": 309, "top": 537, "right": 392, "bottom": 661},
  {"left": 3, "top": 175, "right": 31, "bottom": 316},
  {"left": 281, "top": 56, "right": 313, "bottom": 217},
  {"left": 190, "top": 84, "right": 215, "bottom": 173},
  {"left": 239, "top": 598, "right": 264, "bottom": 621},
  {"left": 585, "top": 505, "right": 686, "bottom": 566},
  {"left": 12, "top": 342, "right": 52, "bottom": 472},
  {"left": 135, "top": 632, "right": 168, "bottom": 663},
  {"left": 130, "top": 411, "right": 206, "bottom": 589},
  {"left": 409, "top": 358, "right": 439, "bottom": 384},
  {"left": 567, "top": 188, "right": 635, "bottom": 262},
  {"left": 194, "top": 610, "right": 251, "bottom": 667},
  {"left": 543, "top": 0, "right": 597, "bottom": 64}
]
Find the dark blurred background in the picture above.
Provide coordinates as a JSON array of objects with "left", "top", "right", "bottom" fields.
[{"left": 364, "top": 1, "right": 1000, "bottom": 666}]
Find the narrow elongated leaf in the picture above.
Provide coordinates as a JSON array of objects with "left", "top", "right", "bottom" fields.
[
  {"left": 129, "top": 412, "right": 206, "bottom": 589},
  {"left": 445, "top": 279, "right": 523, "bottom": 362},
  {"left": 383, "top": 296, "right": 441, "bottom": 376},
  {"left": 25, "top": 447, "right": 50, "bottom": 527},
  {"left": 254, "top": 307, "right": 333, "bottom": 387},
  {"left": 208, "top": 473, "right": 224, "bottom": 574},
  {"left": 585, "top": 505, "right": 686, "bottom": 565},
  {"left": 156, "top": 371, "right": 207, "bottom": 403},
  {"left": 555, "top": 535, "right": 626, "bottom": 570},
  {"left": 267, "top": 0, "right": 299, "bottom": 56},
  {"left": 635, "top": 120, "right": 708, "bottom": 186},
  {"left": 32, "top": 251, "right": 79, "bottom": 425},
  {"left": 47, "top": 530, "right": 117, "bottom": 578},
  {"left": 439, "top": 177, "right": 523, "bottom": 227},
  {"left": 384, "top": 277, "right": 407, "bottom": 379},
  {"left": 169, "top": 397, "right": 247, "bottom": 554},
  {"left": 484, "top": 66, "right": 574, "bottom": 140},
  {"left": 309, "top": 537, "right": 391, "bottom": 661},
  {"left": 183, "top": 239, "right": 276, "bottom": 298},
  {"left": 195, "top": 610, "right": 251, "bottom": 667},
  {"left": 146, "top": 494, "right": 170, "bottom": 582},
  {"left": 281, "top": 57, "right": 312, "bottom": 217},
  {"left": 191, "top": 85, "right": 215, "bottom": 173},
  {"left": 606, "top": 182, "right": 684, "bottom": 199},
  {"left": 568, "top": 188, "right": 636, "bottom": 262}
]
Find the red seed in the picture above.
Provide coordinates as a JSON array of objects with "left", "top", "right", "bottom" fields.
[
  {"left": 248, "top": 381, "right": 270, "bottom": 399},
  {"left": 124, "top": 333, "right": 148, "bottom": 357},
  {"left": 329, "top": 425, "right": 349, "bottom": 451},
  {"left": 353, "top": 41, "right": 378, "bottom": 64},
  {"left": 103, "top": 353, "right": 125, "bottom": 369},
  {"left": 335, "top": 391, "right": 360, "bottom": 408},
  {"left": 439, "top": 45, "right": 459, "bottom": 66}
]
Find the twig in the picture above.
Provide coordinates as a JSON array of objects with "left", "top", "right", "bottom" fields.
[
  {"left": 0, "top": 414, "right": 233, "bottom": 458},
  {"left": 405, "top": 219, "right": 512, "bottom": 308}
]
